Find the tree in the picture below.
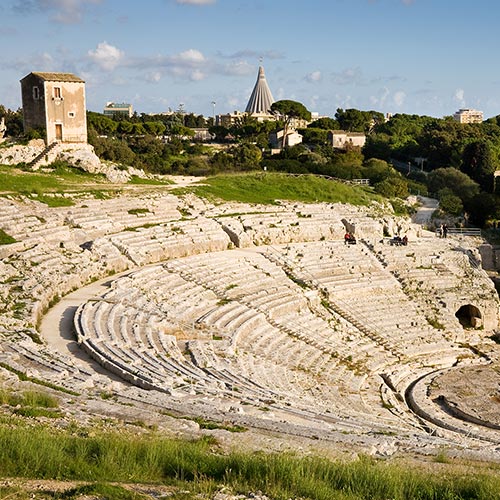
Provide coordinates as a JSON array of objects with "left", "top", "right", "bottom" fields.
[
  {"left": 465, "top": 192, "right": 498, "bottom": 227},
  {"left": 362, "top": 158, "right": 394, "bottom": 184},
  {"left": 419, "top": 120, "right": 481, "bottom": 169},
  {"left": 438, "top": 188, "right": 463, "bottom": 215},
  {"left": 169, "top": 124, "right": 195, "bottom": 138},
  {"left": 271, "top": 100, "right": 311, "bottom": 149},
  {"left": 132, "top": 123, "right": 145, "bottom": 135},
  {"left": 308, "top": 117, "right": 339, "bottom": 130},
  {"left": 0, "top": 106, "right": 23, "bottom": 137},
  {"left": 300, "top": 127, "right": 328, "bottom": 144},
  {"left": 427, "top": 167, "right": 479, "bottom": 203},
  {"left": 208, "top": 125, "right": 230, "bottom": 142},
  {"left": 335, "top": 108, "right": 383, "bottom": 133},
  {"left": 462, "top": 140, "right": 497, "bottom": 191},
  {"left": 374, "top": 177, "right": 409, "bottom": 198},
  {"left": 117, "top": 120, "right": 134, "bottom": 135},
  {"left": 143, "top": 121, "right": 166, "bottom": 136},
  {"left": 87, "top": 112, "right": 118, "bottom": 136},
  {"left": 230, "top": 143, "right": 262, "bottom": 170}
]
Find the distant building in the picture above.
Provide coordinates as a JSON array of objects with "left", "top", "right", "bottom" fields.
[
  {"left": 327, "top": 130, "right": 366, "bottom": 150},
  {"left": 245, "top": 65, "right": 275, "bottom": 120},
  {"left": 453, "top": 108, "right": 483, "bottom": 124},
  {"left": 216, "top": 110, "right": 246, "bottom": 128},
  {"left": 217, "top": 65, "right": 315, "bottom": 131},
  {"left": 191, "top": 128, "right": 214, "bottom": 142},
  {"left": 269, "top": 128, "right": 303, "bottom": 152},
  {"left": 103, "top": 102, "right": 133, "bottom": 118},
  {"left": 20, "top": 71, "right": 87, "bottom": 144}
]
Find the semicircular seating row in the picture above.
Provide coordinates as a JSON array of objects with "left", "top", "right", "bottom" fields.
[{"left": 75, "top": 240, "right": 467, "bottom": 430}]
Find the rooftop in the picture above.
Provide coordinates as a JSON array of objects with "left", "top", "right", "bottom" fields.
[
  {"left": 245, "top": 66, "right": 275, "bottom": 115},
  {"left": 21, "top": 72, "right": 85, "bottom": 83}
]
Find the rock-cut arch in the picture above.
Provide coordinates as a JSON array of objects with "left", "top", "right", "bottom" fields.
[{"left": 455, "top": 304, "right": 482, "bottom": 328}]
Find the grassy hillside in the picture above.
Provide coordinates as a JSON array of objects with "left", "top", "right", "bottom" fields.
[
  {"left": 0, "top": 163, "right": 171, "bottom": 206},
  {"left": 0, "top": 416, "right": 499, "bottom": 500},
  {"left": 175, "top": 172, "right": 384, "bottom": 206},
  {"left": 0, "top": 166, "right": 385, "bottom": 208}
]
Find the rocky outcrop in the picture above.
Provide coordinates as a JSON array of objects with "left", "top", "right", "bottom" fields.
[
  {"left": 0, "top": 139, "right": 45, "bottom": 165},
  {"left": 0, "top": 141, "right": 148, "bottom": 183}
]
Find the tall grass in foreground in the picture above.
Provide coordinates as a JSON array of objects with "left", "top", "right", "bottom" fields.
[
  {"left": 179, "top": 172, "right": 383, "bottom": 206},
  {"left": 0, "top": 425, "right": 499, "bottom": 499}
]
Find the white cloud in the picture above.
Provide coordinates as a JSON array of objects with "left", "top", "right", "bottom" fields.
[
  {"left": 369, "top": 87, "right": 390, "bottom": 108},
  {"left": 128, "top": 48, "right": 212, "bottom": 82},
  {"left": 454, "top": 88, "right": 466, "bottom": 107},
  {"left": 393, "top": 90, "right": 406, "bottom": 107},
  {"left": 146, "top": 71, "right": 162, "bottom": 83},
  {"left": 332, "top": 67, "right": 365, "bottom": 86},
  {"left": 5, "top": 50, "right": 65, "bottom": 74},
  {"left": 308, "top": 94, "right": 320, "bottom": 110},
  {"left": 86, "top": 44, "right": 263, "bottom": 87},
  {"left": 190, "top": 69, "right": 205, "bottom": 81},
  {"left": 305, "top": 71, "right": 321, "bottom": 83},
  {"left": 335, "top": 93, "right": 354, "bottom": 110},
  {"left": 175, "top": 0, "right": 215, "bottom": 4},
  {"left": 222, "top": 60, "right": 254, "bottom": 76},
  {"left": 88, "top": 41, "right": 124, "bottom": 71},
  {"left": 171, "top": 48, "right": 205, "bottom": 65},
  {"left": 218, "top": 49, "right": 285, "bottom": 60},
  {"left": 14, "top": 0, "right": 103, "bottom": 24}
]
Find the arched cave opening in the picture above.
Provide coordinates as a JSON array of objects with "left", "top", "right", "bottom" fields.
[{"left": 455, "top": 304, "right": 482, "bottom": 328}]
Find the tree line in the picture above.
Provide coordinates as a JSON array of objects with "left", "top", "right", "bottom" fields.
[{"left": 2, "top": 102, "right": 500, "bottom": 226}]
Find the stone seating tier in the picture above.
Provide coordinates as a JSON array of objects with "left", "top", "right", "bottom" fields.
[{"left": 2, "top": 192, "right": 498, "bottom": 446}]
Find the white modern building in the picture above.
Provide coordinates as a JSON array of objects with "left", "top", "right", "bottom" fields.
[
  {"left": 103, "top": 102, "right": 133, "bottom": 118},
  {"left": 453, "top": 108, "right": 483, "bottom": 124}
]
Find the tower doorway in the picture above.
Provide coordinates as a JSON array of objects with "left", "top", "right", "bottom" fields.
[{"left": 55, "top": 124, "right": 62, "bottom": 141}]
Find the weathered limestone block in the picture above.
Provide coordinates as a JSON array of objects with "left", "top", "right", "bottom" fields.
[
  {"left": 58, "top": 144, "right": 101, "bottom": 170},
  {"left": 342, "top": 217, "right": 384, "bottom": 240},
  {"left": 478, "top": 244, "right": 495, "bottom": 270},
  {"left": 0, "top": 139, "right": 45, "bottom": 165},
  {"left": 0, "top": 241, "right": 26, "bottom": 259},
  {"left": 220, "top": 219, "right": 253, "bottom": 248}
]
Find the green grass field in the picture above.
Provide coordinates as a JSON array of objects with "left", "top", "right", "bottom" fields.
[
  {"left": 175, "top": 172, "right": 384, "bottom": 206},
  {"left": 1, "top": 165, "right": 386, "bottom": 209}
]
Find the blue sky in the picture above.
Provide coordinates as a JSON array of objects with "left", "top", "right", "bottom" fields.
[{"left": 1, "top": 0, "right": 499, "bottom": 119}]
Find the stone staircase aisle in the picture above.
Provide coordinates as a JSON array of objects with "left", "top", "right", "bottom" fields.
[{"left": 27, "top": 141, "right": 59, "bottom": 170}]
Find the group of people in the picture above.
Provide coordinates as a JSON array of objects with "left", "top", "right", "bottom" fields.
[
  {"left": 344, "top": 232, "right": 357, "bottom": 245},
  {"left": 438, "top": 223, "right": 449, "bottom": 238},
  {"left": 390, "top": 235, "right": 408, "bottom": 246}
]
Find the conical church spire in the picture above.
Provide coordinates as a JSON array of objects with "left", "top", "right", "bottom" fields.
[{"left": 245, "top": 66, "right": 275, "bottom": 114}]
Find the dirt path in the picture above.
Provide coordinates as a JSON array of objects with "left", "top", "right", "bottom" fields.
[
  {"left": 38, "top": 274, "right": 133, "bottom": 378},
  {"left": 412, "top": 195, "right": 438, "bottom": 226}
]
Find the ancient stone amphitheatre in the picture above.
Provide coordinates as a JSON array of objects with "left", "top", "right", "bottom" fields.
[{"left": 1, "top": 179, "right": 500, "bottom": 461}]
